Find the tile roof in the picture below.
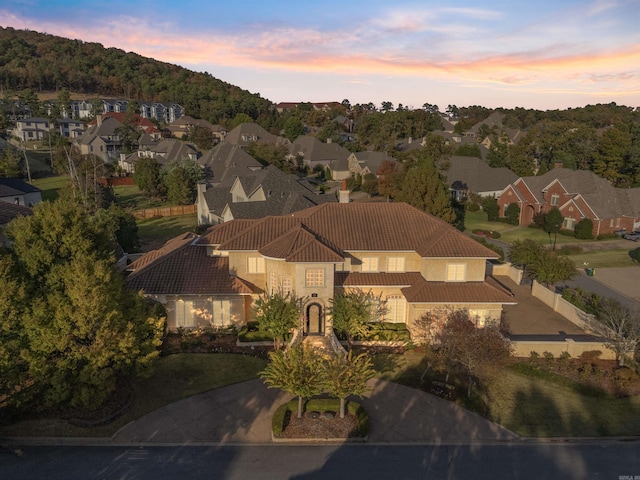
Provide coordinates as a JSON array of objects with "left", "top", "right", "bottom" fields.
[
  {"left": 206, "top": 203, "right": 498, "bottom": 260},
  {"left": 335, "top": 272, "right": 425, "bottom": 287},
  {"left": 402, "top": 276, "right": 515, "bottom": 303},
  {"left": 127, "top": 233, "right": 258, "bottom": 295}
]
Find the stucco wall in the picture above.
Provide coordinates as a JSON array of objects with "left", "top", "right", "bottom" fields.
[{"left": 510, "top": 338, "right": 615, "bottom": 360}]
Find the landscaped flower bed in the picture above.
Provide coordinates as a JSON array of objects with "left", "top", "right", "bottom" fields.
[{"left": 272, "top": 398, "right": 369, "bottom": 441}]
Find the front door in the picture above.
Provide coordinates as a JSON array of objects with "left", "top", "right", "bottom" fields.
[{"left": 305, "top": 303, "right": 324, "bottom": 336}]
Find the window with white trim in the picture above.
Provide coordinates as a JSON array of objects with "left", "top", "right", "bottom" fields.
[
  {"left": 446, "top": 263, "right": 466, "bottom": 282},
  {"left": 551, "top": 194, "right": 559, "bottom": 206},
  {"left": 563, "top": 217, "right": 575, "bottom": 229},
  {"left": 247, "top": 257, "right": 265, "bottom": 274},
  {"left": 386, "top": 296, "right": 406, "bottom": 323},
  {"left": 387, "top": 257, "right": 405, "bottom": 272},
  {"left": 361, "top": 257, "right": 379, "bottom": 272},
  {"left": 305, "top": 268, "right": 324, "bottom": 287}
]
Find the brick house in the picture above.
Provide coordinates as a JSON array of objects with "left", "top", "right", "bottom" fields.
[{"left": 497, "top": 168, "right": 640, "bottom": 235}]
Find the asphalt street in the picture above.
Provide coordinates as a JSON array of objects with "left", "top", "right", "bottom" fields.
[{"left": 2, "top": 443, "right": 640, "bottom": 480}]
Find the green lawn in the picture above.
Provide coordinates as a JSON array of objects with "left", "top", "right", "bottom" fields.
[
  {"left": 0, "top": 353, "right": 267, "bottom": 438},
  {"left": 567, "top": 249, "right": 638, "bottom": 269},
  {"left": 31, "top": 175, "right": 71, "bottom": 202},
  {"left": 137, "top": 214, "right": 198, "bottom": 250},
  {"left": 113, "top": 184, "right": 172, "bottom": 210},
  {"left": 487, "top": 366, "right": 640, "bottom": 437},
  {"left": 372, "top": 350, "right": 640, "bottom": 437}
]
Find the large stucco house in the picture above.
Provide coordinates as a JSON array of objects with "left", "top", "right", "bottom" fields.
[{"left": 127, "top": 200, "right": 515, "bottom": 340}]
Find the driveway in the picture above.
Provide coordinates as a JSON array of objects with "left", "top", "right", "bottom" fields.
[{"left": 111, "top": 378, "right": 517, "bottom": 445}]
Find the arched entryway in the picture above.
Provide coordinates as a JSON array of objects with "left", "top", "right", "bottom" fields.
[{"left": 305, "top": 303, "right": 324, "bottom": 336}]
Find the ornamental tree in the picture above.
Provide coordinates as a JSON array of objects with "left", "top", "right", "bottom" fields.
[
  {"left": 253, "top": 291, "right": 303, "bottom": 349},
  {"left": 330, "top": 288, "right": 385, "bottom": 351},
  {"left": 322, "top": 351, "right": 375, "bottom": 418},
  {"left": 260, "top": 343, "right": 325, "bottom": 418}
]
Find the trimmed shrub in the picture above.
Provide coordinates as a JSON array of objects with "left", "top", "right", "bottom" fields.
[
  {"left": 574, "top": 218, "right": 594, "bottom": 240},
  {"left": 505, "top": 203, "right": 520, "bottom": 225},
  {"left": 597, "top": 233, "right": 618, "bottom": 240},
  {"left": 558, "top": 229, "right": 576, "bottom": 237}
]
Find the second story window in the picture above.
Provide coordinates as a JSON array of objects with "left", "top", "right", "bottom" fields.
[
  {"left": 305, "top": 268, "right": 324, "bottom": 287},
  {"left": 247, "top": 257, "right": 265, "bottom": 274},
  {"left": 282, "top": 277, "right": 293, "bottom": 296},
  {"left": 361, "top": 257, "right": 379, "bottom": 272},
  {"left": 446, "top": 263, "right": 466, "bottom": 282},
  {"left": 551, "top": 194, "right": 559, "bottom": 206},
  {"left": 387, "top": 257, "right": 405, "bottom": 272}
]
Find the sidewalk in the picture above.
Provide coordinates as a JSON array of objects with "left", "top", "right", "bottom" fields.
[{"left": 110, "top": 378, "right": 517, "bottom": 445}]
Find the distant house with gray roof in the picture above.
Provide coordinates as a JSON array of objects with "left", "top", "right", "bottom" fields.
[
  {"left": 497, "top": 168, "right": 640, "bottom": 236},
  {"left": 347, "top": 151, "right": 397, "bottom": 178},
  {"left": 441, "top": 156, "right": 518, "bottom": 201},
  {"left": 225, "top": 123, "right": 288, "bottom": 148},
  {"left": 0, "top": 178, "right": 42, "bottom": 207},
  {"left": 198, "top": 143, "right": 263, "bottom": 184},
  {"left": 289, "top": 135, "right": 350, "bottom": 169},
  {"left": 196, "top": 165, "right": 335, "bottom": 225},
  {"left": 119, "top": 138, "right": 199, "bottom": 173}
]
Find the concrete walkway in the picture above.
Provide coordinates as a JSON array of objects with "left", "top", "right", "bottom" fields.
[{"left": 111, "top": 378, "right": 517, "bottom": 445}]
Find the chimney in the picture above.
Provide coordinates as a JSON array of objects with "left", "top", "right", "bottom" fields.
[
  {"left": 326, "top": 137, "right": 332, "bottom": 144},
  {"left": 339, "top": 179, "right": 350, "bottom": 204},
  {"left": 96, "top": 114, "right": 103, "bottom": 127},
  {"left": 408, "top": 136, "right": 413, "bottom": 144}
]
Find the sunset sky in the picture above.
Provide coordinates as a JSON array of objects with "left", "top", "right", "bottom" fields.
[{"left": 2, "top": 0, "right": 639, "bottom": 110}]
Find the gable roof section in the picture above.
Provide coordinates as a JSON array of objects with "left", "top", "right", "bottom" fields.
[
  {"left": 0, "top": 178, "right": 41, "bottom": 197},
  {"left": 259, "top": 225, "right": 344, "bottom": 263},
  {"left": 127, "top": 233, "right": 258, "bottom": 295},
  {"left": 289, "top": 135, "right": 350, "bottom": 163},
  {"left": 198, "top": 143, "right": 263, "bottom": 183},
  {"left": 517, "top": 168, "right": 640, "bottom": 218},
  {"left": 225, "top": 123, "right": 287, "bottom": 147},
  {"left": 212, "top": 203, "right": 498, "bottom": 260}
]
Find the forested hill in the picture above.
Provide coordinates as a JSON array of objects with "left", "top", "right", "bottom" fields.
[{"left": 0, "top": 27, "right": 272, "bottom": 123}]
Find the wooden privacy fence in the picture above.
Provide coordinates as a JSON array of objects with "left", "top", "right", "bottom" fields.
[{"left": 132, "top": 204, "right": 196, "bottom": 219}]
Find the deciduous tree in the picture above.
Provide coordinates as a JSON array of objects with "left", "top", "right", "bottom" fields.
[
  {"left": 322, "top": 351, "right": 374, "bottom": 418},
  {"left": 590, "top": 299, "right": 640, "bottom": 367},
  {"left": 253, "top": 291, "right": 303, "bottom": 349},
  {"left": 330, "top": 289, "right": 385, "bottom": 351},
  {"left": 260, "top": 343, "right": 325, "bottom": 418}
]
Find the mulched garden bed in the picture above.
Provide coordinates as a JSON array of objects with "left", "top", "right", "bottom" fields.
[{"left": 279, "top": 410, "right": 361, "bottom": 439}]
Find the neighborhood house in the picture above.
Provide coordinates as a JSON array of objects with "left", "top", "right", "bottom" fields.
[{"left": 127, "top": 200, "right": 515, "bottom": 340}]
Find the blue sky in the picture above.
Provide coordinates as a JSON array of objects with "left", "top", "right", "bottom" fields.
[{"left": 2, "top": 0, "right": 639, "bottom": 110}]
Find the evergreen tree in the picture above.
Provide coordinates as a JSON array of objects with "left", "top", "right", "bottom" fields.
[
  {"left": 395, "top": 158, "right": 456, "bottom": 223},
  {"left": 1, "top": 199, "right": 164, "bottom": 409}
]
